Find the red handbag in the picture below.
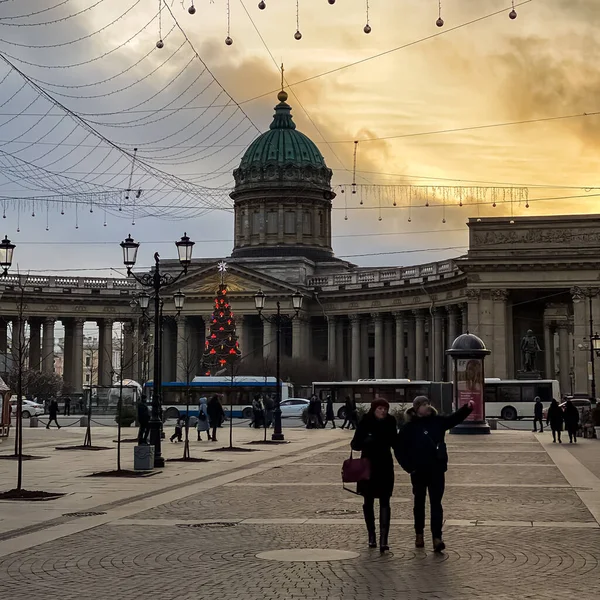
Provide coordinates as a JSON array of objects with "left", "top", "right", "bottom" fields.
[{"left": 342, "top": 450, "right": 370, "bottom": 494}]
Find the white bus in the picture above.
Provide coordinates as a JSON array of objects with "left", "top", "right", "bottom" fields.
[{"left": 312, "top": 378, "right": 561, "bottom": 421}]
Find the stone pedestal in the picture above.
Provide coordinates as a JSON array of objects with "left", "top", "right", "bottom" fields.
[
  {"left": 134, "top": 445, "right": 155, "bottom": 471},
  {"left": 516, "top": 370, "right": 542, "bottom": 380}
]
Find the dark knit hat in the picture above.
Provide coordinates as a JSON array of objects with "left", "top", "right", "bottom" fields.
[
  {"left": 413, "top": 396, "right": 431, "bottom": 411},
  {"left": 371, "top": 397, "right": 389, "bottom": 411}
]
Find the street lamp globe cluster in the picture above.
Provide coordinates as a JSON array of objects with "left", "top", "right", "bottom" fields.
[
  {"left": 0, "top": 235, "right": 15, "bottom": 276},
  {"left": 120, "top": 233, "right": 195, "bottom": 467},
  {"left": 253, "top": 289, "right": 303, "bottom": 441}
]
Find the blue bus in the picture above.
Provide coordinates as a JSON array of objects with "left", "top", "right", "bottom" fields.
[{"left": 145, "top": 376, "right": 294, "bottom": 420}]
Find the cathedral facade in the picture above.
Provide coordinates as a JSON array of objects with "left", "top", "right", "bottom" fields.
[{"left": 0, "top": 93, "right": 599, "bottom": 398}]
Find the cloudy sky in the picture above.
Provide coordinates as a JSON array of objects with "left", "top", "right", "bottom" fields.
[{"left": 0, "top": 0, "right": 598, "bottom": 276}]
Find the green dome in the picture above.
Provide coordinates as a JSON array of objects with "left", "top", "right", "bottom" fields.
[{"left": 239, "top": 98, "right": 326, "bottom": 170}]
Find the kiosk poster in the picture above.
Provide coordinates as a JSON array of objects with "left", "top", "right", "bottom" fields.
[{"left": 456, "top": 358, "right": 484, "bottom": 421}]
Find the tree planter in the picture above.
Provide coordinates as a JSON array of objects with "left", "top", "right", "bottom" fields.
[{"left": 594, "top": 426, "right": 600, "bottom": 439}]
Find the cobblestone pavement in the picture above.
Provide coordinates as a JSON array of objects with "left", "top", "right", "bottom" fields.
[{"left": 1, "top": 431, "right": 600, "bottom": 599}]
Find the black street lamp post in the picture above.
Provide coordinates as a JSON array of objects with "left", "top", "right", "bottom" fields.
[
  {"left": 571, "top": 286, "right": 600, "bottom": 403},
  {"left": 121, "top": 234, "right": 194, "bottom": 467},
  {"left": 254, "top": 290, "right": 303, "bottom": 441}
]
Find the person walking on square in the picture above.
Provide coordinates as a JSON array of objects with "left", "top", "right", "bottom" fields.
[
  {"left": 324, "top": 395, "right": 336, "bottom": 429},
  {"left": 46, "top": 398, "right": 61, "bottom": 429},
  {"left": 252, "top": 395, "right": 264, "bottom": 429},
  {"left": 351, "top": 397, "right": 398, "bottom": 553},
  {"left": 207, "top": 395, "right": 225, "bottom": 442},
  {"left": 63, "top": 395, "right": 71, "bottom": 416},
  {"left": 533, "top": 396, "right": 544, "bottom": 433},
  {"left": 563, "top": 399, "right": 579, "bottom": 444},
  {"left": 196, "top": 396, "right": 210, "bottom": 441},
  {"left": 546, "top": 398, "right": 564, "bottom": 443},
  {"left": 341, "top": 396, "right": 354, "bottom": 429},
  {"left": 170, "top": 415, "right": 184, "bottom": 443},
  {"left": 264, "top": 394, "right": 274, "bottom": 428},
  {"left": 137, "top": 394, "right": 150, "bottom": 444},
  {"left": 395, "top": 396, "right": 473, "bottom": 553}
]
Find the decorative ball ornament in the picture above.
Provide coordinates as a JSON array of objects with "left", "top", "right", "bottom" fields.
[
  {"left": 225, "top": 36, "right": 233, "bottom": 45},
  {"left": 328, "top": 0, "right": 335, "bottom": 4},
  {"left": 156, "top": 39, "right": 164, "bottom": 49},
  {"left": 363, "top": 24, "right": 371, "bottom": 34},
  {"left": 188, "top": 4, "right": 196, "bottom": 14},
  {"left": 294, "top": 30, "right": 302, "bottom": 40},
  {"left": 509, "top": 9, "right": 517, "bottom": 19},
  {"left": 436, "top": 17, "right": 444, "bottom": 27},
  {"left": 258, "top": 0, "right": 266, "bottom": 8}
]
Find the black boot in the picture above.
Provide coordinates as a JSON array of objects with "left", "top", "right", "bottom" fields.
[
  {"left": 363, "top": 503, "right": 377, "bottom": 548},
  {"left": 379, "top": 504, "right": 391, "bottom": 553}
]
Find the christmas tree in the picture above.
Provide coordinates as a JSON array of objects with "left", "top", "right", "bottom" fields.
[{"left": 202, "top": 263, "right": 241, "bottom": 375}]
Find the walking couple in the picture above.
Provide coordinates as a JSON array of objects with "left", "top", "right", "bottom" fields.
[{"left": 351, "top": 395, "right": 474, "bottom": 554}]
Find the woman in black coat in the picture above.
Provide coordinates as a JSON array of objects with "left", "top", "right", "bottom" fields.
[
  {"left": 563, "top": 400, "right": 580, "bottom": 444},
  {"left": 546, "top": 398, "right": 564, "bottom": 443},
  {"left": 324, "top": 395, "right": 336, "bottom": 429},
  {"left": 351, "top": 398, "right": 398, "bottom": 553},
  {"left": 207, "top": 395, "right": 225, "bottom": 442}
]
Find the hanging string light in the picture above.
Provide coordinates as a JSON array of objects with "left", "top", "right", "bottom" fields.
[
  {"left": 509, "top": 1, "right": 517, "bottom": 19},
  {"left": 156, "top": 0, "right": 164, "bottom": 48},
  {"left": 294, "top": 0, "right": 302, "bottom": 40},
  {"left": 436, "top": 0, "right": 444, "bottom": 27},
  {"left": 225, "top": 0, "right": 233, "bottom": 45},
  {"left": 364, "top": 0, "right": 371, "bottom": 34},
  {"left": 352, "top": 141, "right": 358, "bottom": 194},
  {"left": 188, "top": 1, "right": 196, "bottom": 15}
]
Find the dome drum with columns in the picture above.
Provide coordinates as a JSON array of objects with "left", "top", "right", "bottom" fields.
[{"left": 231, "top": 90, "right": 335, "bottom": 261}]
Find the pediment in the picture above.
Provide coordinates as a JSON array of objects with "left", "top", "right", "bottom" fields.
[{"left": 176, "top": 262, "right": 301, "bottom": 297}]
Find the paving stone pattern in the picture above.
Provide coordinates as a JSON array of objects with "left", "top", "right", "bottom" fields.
[{"left": 1, "top": 432, "right": 600, "bottom": 599}]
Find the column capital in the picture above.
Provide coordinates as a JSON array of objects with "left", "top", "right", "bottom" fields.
[
  {"left": 412, "top": 309, "right": 425, "bottom": 320},
  {"left": 43, "top": 317, "right": 56, "bottom": 325},
  {"left": 466, "top": 288, "right": 481, "bottom": 300},
  {"left": 371, "top": 312, "right": 383, "bottom": 322},
  {"left": 73, "top": 317, "right": 86, "bottom": 326},
  {"left": 349, "top": 313, "right": 362, "bottom": 323},
  {"left": 432, "top": 307, "right": 443, "bottom": 319},
  {"left": 446, "top": 304, "right": 458, "bottom": 315},
  {"left": 392, "top": 311, "right": 405, "bottom": 320},
  {"left": 556, "top": 321, "right": 571, "bottom": 331},
  {"left": 491, "top": 289, "right": 509, "bottom": 302}
]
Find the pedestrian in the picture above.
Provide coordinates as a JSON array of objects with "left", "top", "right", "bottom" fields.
[
  {"left": 533, "top": 396, "right": 544, "bottom": 433},
  {"left": 196, "top": 396, "right": 210, "bottom": 441},
  {"left": 63, "top": 395, "right": 71, "bottom": 416},
  {"left": 563, "top": 399, "right": 580, "bottom": 444},
  {"left": 46, "top": 398, "right": 61, "bottom": 429},
  {"left": 207, "top": 395, "right": 225, "bottom": 442},
  {"left": 170, "top": 415, "right": 184, "bottom": 443},
  {"left": 351, "top": 397, "right": 397, "bottom": 553},
  {"left": 263, "top": 394, "right": 274, "bottom": 428},
  {"left": 395, "top": 396, "right": 474, "bottom": 553},
  {"left": 137, "top": 394, "right": 150, "bottom": 444},
  {"left": 546, "top": 398, "right": 564, "bottom": 443},
  {"left": 306, "top": 394, "right": 319, "bottom": 429},
  {"left": 324, "top": 395, "right": 336, "bottom": 429},
  {"left": 341, "top": 396, "right": 354, "bottom": 429},
  {"left": 252, "top": 395, "right": 264, "bottom": 429}
]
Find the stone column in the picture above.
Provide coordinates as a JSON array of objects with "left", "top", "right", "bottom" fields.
[
  {"left": 327, "top": 316, "right": 337, "bottom": 376},
  {"left": 407, "top": 313, "right": 416, "bottom": 379},
  {"left": 123, "top": 321, "right": 135, "bottom": 380},
  {"left": 491, "top": 289, "right": 509, "bottom": 379},
  {"left": 446, "top": 306, "right": 458, "bottom": 376},
  {"left": 383, "top": 317, "right": 394, "bottom": 378},
  {"left": 292, "top": 316, "right": 304, "bottom": 359},
  {"left": 176, "top": 316, "right": 187, "bottom": 382},
  {"left": 479, "top": 290, "right": 494, "bottom": 357},
  {"left": 350, "top": 314, "right": 361, "bottom": 380},
  {"left": 572, "top": 294, "right": 588, "bottom": 395},
  {"left": 336, "top": 317, "right": 345, "bottom": 378},
  {"left": 98, "top": 319, "right": 114, "bottom": 387},
  {"left": 72, "top": 318, "right": 85, "bottom": 393},
  {"left": 460, "top": 304, "right": 468, "bottom": 334},
  {"left": 42, "top": 318, "right": 55, "bottom": 373},
  {"left": 414, "top": 310, "right": 425, "bottom": 380},
  {"left": 393, "top": 312, "right": 405, "bottom": 378},
  {"left": 237, "top": 315, "right": 248, "bottom": 360},
  {"left": 466, "top": 289, "right": 480, "bottom": 334},
  {"left": 557, "top": 322, "right": 570, "bottom": 395},
  {"left": 29, "top": 318, "right": 42, "bottom": 371},
  {"left": 372, "top": 313, "right": 384, "bottom": 379},
  {"left": 544, "top": 322, "right": 554, "bottom": 381},
  {"left": 263, "top": 319, "right": 274, "bottom": 361},
  {"left": 360, "top": 318, "right": 369, "bottom": 378},
  {"left": 161, "top": 318, "right": 174, "bottom": 383},
  {"left": 62, "top": 320, "right": 74, "bottom": 389},
  {"left": 432, "top": 308, "right": 443, "bottom": 381}
]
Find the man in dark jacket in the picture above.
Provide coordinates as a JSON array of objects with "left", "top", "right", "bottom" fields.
[
  {"left": 533, "top": 396, "right": 544, "bottom": 433},
  {"left": 395, "top": 395, "right": 473, "bottom": 553},
  {"left": 137, "top": 395, "right": 150, "bottom": 445},
  {"left": 46, "top": 398, "right": 61, "bottom": 429}
]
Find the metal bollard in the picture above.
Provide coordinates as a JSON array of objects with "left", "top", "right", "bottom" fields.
[
  {"left": 488, "top": 419, "right": 497, "bottom": 431},
  {"left": 80, "top": 416, "right": 89, "bottom": 427},
  {"left": 30, "top": 416, "right": 39, "bottom": 428}
]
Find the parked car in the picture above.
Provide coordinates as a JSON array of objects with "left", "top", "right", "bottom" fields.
[
  {"left": 279, "top": 398, "right": 310, "bottom": 418},
  {"left": 9, "top": 399, "right": 45, "bottom": 419}
]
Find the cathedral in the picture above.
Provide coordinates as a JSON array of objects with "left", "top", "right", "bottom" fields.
[{"left": 1, "top": 91, "right": 599, "bottom": 398}]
